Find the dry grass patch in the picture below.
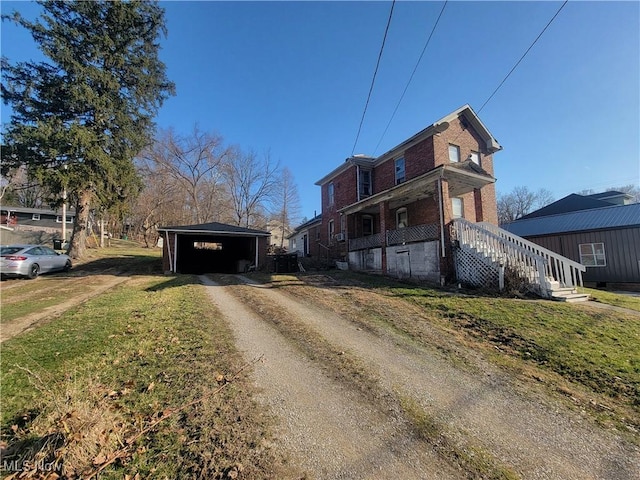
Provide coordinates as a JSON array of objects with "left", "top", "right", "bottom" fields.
[{"left": 1, "top": 272, "right": 294, "bottom": 479}]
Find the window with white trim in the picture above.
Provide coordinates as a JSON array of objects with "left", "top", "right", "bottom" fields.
[
  {"left": 395, "top": 158, "right": 405, "bottom": 185},
  {"left": 328, "top": 219, "right": 335, "bottom": 238},
  {"left": 579, "top": 243, "right": 606, "bottom": 267},
  {"left": 452, "top": 197, "right": 464, "bottom": 218},
  {"left": 56, "top": 216, "right": 73, "bottom": 223},
  {"left": 359, "top": 169, "right": 372, "bottom": 197},
  {"left": 449, "top": 144, "right": 460, "bottom": 163},
  {"left": 328, "top": 182, "right": 335, "bottom": 205},
  {"left": 32, "top": 214, "right": 41, "bottom": 221},
  {"left": 470, "top": 151, "right": 481, "bottom": 166},
  {"left": 396, "top": 208, "right": 408, "bottom": 229}
]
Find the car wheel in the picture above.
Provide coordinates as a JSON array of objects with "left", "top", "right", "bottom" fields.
[
  {"left": 63, "top": 260, "right": 72, "bottom": 272},
  {"left": 28, "top": 263, "right": 40, "bottom": 279}
]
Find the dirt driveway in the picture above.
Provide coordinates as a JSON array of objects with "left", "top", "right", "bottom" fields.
[{"left": 201, "top": 275, "right": 640, "bottom": 480}]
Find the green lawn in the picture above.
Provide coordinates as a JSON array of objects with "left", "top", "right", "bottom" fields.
[
  {"left": 1, "top": 249, "right": 289, "bottom": 479},
  {"left": 583, "top": 287, "right": 640, "bottom": 312}
]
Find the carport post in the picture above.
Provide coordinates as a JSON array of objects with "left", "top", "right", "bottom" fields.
[
  {"left": 174, "top": 232, "right": 178, "bottom": 273},
  {"left": 165, "top": 231, "right": 173, "bottom": 272},
  {"left": 255, "top": 236, "right": 259, "bottom": 269}
]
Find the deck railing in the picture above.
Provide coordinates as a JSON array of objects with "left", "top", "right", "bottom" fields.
[
  {"left": 349, "top": 232, "right": 384, "bottom": 251},
  {"left": 453, "top": 218, "right": 585, "bottom": 294},
  {"left": 386, "top": 223, "right": 439, "bottom": 246},
  {"left": 348, "top": 223, "right": 439, "bottom": 251}
]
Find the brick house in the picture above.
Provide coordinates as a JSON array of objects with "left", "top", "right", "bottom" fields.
[{"left": 314, "top": 104, "right": 502, "bottom": 283}]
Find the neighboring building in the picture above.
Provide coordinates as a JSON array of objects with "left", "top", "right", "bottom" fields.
[
  {"left": 0, "top": 205, "right": 75, "bottom": 234},
  {"left": 518, "top": 191, "right": 633, "bottom": 220},
  {"left": 314, "top": 104, "right": 502, "bottom": 283},
  {"left": 266, "top": 218, "right": 293, "bottom": 252},
  {"left": 503, "top": 199, "right": 640, "bottom": 286},
  {"left": 288, "top": 214, "right": 322, "bottom": 257},
  {"left": 157, "top": 222, "right": 271, "bottom": 274}
]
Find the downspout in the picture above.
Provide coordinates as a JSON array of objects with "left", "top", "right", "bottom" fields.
[
  {"left": 173, "top": 232, "right": 178, "bottom": 273},
  {"left": 165, "top": 231, "right": 173, "bottom": 272},
  {"left": 438, "top": 169, "right": 446, "bottom": 257},
  {"left": 356, "top": 164, "right": 361, "bottom": 202}
]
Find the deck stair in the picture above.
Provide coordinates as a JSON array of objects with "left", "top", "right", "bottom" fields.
[{"left": 452, "top": 219, "right": 589, "bottom": 301}]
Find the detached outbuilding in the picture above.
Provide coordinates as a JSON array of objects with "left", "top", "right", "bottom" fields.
[{"left": 158, "top": 222, "right": 270, "bottom": 274}]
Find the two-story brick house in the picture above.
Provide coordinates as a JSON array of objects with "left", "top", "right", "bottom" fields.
[{"left": 315, "top": 104, "right": 502, "bottom": 282}]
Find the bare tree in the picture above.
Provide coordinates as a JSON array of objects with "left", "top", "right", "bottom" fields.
[
  {"left": 137, "top": 126, "right": 231, "bottom": 225},
  {"left": 498, "top": 186, "right": 554, "bottom": 224},
  {"left": 274, "top": 167, "right": 302, "bottom": 249},
  {"left": 0, "top": 165, "right": 50, "bottom": 207},
  {"left": 224, "top": 150, "right": 280, "bottom": 228}
]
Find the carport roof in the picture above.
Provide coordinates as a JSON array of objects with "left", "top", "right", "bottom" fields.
[{"left": 158, "top": 222, "right": 270, "bottom": 237}]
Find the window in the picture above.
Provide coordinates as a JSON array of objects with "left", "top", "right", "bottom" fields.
[
  {"left": 328, "top": 220, "right": 335, "bottom": 238},
  {"left": 362, "top": 215, "right": 373, "bottom": 236},
  {"left": 470, "top": 151, "right": 481, "bottom": 166},
  {"left": 32, "top": 214, "right": 41, "bottom": 221},
  {"left": 396, "top": 208, "right": 408, "bottom": 229},
  {"left": 328, "top": 182, "right": 335, "bottom": 205},
  {"left": 56, "top": 216, "right": 73, "bottom": 223},
  {"left": 579, "top": 243, "right": 606, "bottom": 266},
  {"left": 449, "top": 144, "right": 460, "bottom": 163},
  {"left": 340, "top": 214, "right": 345, "bottom": 233},
  {"left": 359, "top": 169, "right": 372, "bottom": 197},
  {"left": 452, "top": 198, "right": 464, "bottom": 218},
  {"left": 395, "top": 158, "right": 405, "bottom": 184}
]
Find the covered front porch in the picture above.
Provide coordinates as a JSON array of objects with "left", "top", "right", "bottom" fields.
[{"left": 338, "top": 161, "right": 495, "bottom": 281}]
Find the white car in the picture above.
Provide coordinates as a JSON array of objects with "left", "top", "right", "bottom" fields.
[{"left": 0, "top": 244, "right": 72, "bottom": 279}]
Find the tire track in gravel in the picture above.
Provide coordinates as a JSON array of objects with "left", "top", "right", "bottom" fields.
[
  {"left": 199, "top": 275, "right": 459, "bottom": 480},
  {"left": 231, "top": 276, "right": 640, "bottom": 480}
]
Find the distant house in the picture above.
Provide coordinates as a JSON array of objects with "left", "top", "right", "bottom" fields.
[
  {"left": 0, "top": 205, "right": 75, "bottom": 234},
  {"left": 288, "top": 214, "right": 322, "bottom": 257},
  {"left": 503, "top": 193, "right": 640, "bottom": 287}
]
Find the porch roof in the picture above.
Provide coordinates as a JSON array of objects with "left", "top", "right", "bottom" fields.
[{"left": 338, "top": 161, "right": 495, "bottom": 216}]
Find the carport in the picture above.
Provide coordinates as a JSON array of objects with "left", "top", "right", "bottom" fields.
[{"left": 158, "top": 222, "right": 271, "bottom": 274}]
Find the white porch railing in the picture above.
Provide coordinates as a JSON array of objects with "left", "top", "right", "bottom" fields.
[{"left": 452, "top": 218, "right": 585, "bottom": 296}]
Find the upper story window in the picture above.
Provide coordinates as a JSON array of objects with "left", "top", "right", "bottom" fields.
[
  {"left": 449, "top": 144, "right": 460, "bottom": 163},
  {"left": 32, "top": 214, "right": 41, "bottom": 221},
  {"left": 396, "top": 208, "right": 408, "bottom": 228},
  {"left": 470, "top": 151, "right": 481, "bottom": 166},
  {"left": 395, "top": 158, "right": 405, "bottom": 185},
  {"left": 579, "top": 243, "right": 606, "bottom": 267},
  {"left": 328, "top": 182, "right": 335, "bottom": 205},
  {"left": 359, "top": 169, "right": 372, "bottom": 198},
  {"left": 452, "top": 198, "right": 464, "bottom": 218},
  {"left": 328, "top": 220, "right": 335, "bottom": 238}
]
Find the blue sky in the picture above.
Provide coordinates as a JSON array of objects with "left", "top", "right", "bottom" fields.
[{"left": 2, "top": 1, "right": 639, "bottom": 221}]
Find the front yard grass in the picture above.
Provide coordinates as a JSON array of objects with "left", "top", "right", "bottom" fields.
[
  {"left": 274, "top": 271, "right": 640, "bottom": 431},
  {"left": 1, "top": 267, "right": 290, "bottom": 478}
]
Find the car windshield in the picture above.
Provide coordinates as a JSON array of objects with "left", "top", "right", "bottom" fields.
[{"left": 1, "top": 247, "right": 23, "bottom": 255}]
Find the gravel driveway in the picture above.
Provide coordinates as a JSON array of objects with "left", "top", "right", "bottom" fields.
[{"left": 200, "top": 275, "right": 640, "bottom": 479}]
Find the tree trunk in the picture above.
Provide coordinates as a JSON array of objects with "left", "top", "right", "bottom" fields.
[{"left": 68, "top": 188, "right": 92, "bottom": 260}]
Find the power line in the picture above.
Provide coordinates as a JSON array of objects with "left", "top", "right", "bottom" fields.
[
  {"left": 373, "top": 1, "right": 448, "bottom": 155},
  {"left": 478, "top": 0, "right": 569, "bottom": 114},
  {"left": 351, "top": 0, "right": 396, "bottom": 156}
]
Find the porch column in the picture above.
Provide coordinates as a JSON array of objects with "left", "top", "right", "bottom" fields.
[
  {"left": 438, "top": 178, "right": 455, "bottom": 281},
  {"left": 473, "top": 188, "right": 484, "bottom": 222},
  {"left": 379, "top": 201, "right": 389, "bottom": 273}
]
